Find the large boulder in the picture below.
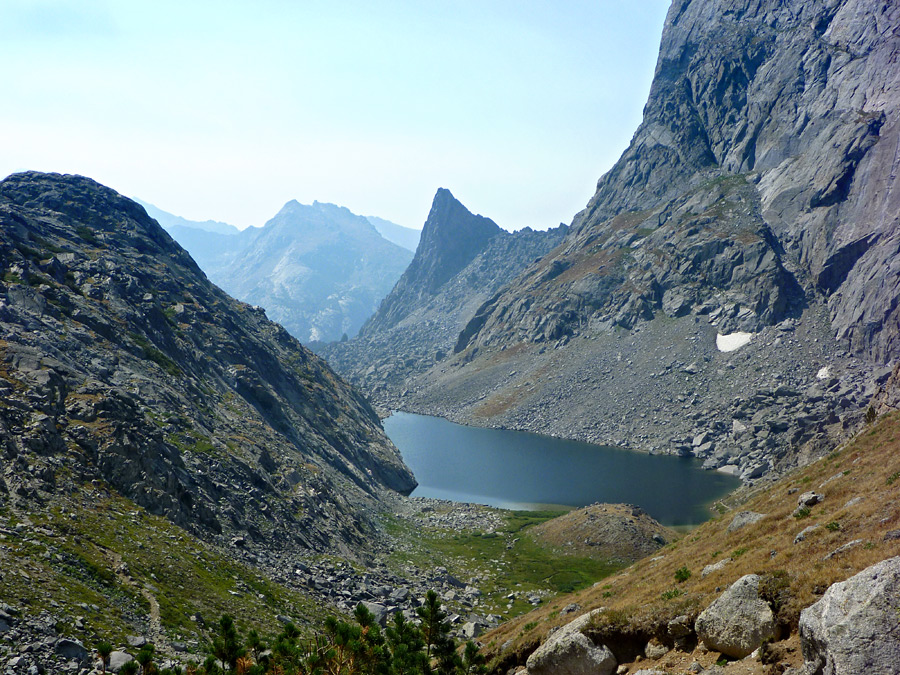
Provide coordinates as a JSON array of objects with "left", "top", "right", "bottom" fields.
[
  {"left": 799, "top": 556, "right": 900, "bottom": 674},
  {"left": 360, "top": 602, "right": 391, "bottom": 627},
  {"left": 526, "top": 630, "right": 616, "bottom": 675},
  {"left": 695, "top": 574, "right": 775, "bottom": 658},
  {"left": 108, "top": 651, "right": 135, "bottom": 674},
  {"left": 55, "top": 638, "right": 88, "bottom": 662},
  {"left": 526, "top": 610, "right": 615, "bottom": 675}
]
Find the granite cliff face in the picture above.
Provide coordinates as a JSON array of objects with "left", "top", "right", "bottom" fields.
[
  {"left": 152, "top": 199, "right": 413, "bottom": 344},
  {"left": 465, "top": 0, "right": 899, "bottom": 355},
  {"left": 339, "top": 0, "right": 899, "bottom": 480},
  {"left": 320, "top": 189, "right": 567, "bottom": 398},
  {"left": 0, "top": 172, "right": 415, "bottom": 553}
]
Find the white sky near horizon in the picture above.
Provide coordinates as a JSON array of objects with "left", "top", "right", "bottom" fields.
[{"left": 0, "top": 0, "right": 670, "bottom": 232}]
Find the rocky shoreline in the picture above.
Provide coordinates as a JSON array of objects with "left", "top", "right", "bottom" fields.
[{"left": 373, "top": 305, "right": 886, "bottom": 486}]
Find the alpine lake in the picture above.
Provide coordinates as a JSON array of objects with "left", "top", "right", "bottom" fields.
[{"left": 384, "top": 411, "right": 740, "bottom": 527}]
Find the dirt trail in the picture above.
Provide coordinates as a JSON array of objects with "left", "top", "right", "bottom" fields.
[{"left": 108, "top": 550, "right": 166, "bottom": 652}]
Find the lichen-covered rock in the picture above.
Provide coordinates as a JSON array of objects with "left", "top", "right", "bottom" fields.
[
  {"left": 701, "top": 557, "right": 733, "bottom": 578},
  {"left": 797, "top": 492, "right": 824, "bottom": 508},
  {"left": 108, "top": 651, "right": 136, "bottom": 674},
  {"left": 525, "top": 630, "right": 616, "bottom": 675},
  {"left": 799, "top": 556, "right": 900, "bottom": 674},
  {"left": 794, "top": 524, "right": 820, "bottom": 544},
  {"left": 696, "top": 574, "right": 776, "bottom": 658},
  {"left": 727, "top": 511, "right": 765, "bottom": 533},
  {"left": 644, "top": 638, "right": 669, "bottom": 659}
]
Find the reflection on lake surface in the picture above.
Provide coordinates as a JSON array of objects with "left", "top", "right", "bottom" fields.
[{"left": 383, "top": 411, "right": 740, "bottom": 526}]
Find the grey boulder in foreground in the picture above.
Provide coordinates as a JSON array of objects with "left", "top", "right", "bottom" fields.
[{"left": 800, "top": 556, "right": 900, "bottom": 675}]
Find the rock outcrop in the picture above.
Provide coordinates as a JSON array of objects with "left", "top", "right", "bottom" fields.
[
  {"left": 695, "top": 574, "right": 776, "bottom": 658},
  {"left": 0, "top": 171, "right": 415, "bottom": 552},
  {"left": 799, "top": 556, "right": 900, "bottom": 674}
]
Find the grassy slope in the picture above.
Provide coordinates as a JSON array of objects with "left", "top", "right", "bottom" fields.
[
  {"left": 0, "top": 490, "right": 628, "bottom": 658},
  {"left": 481, "top": 410, "right": 900, "bottom": 671},
  {"left": 381, "top": 508, "right": 626, "bottom": 618},
  {"left": 0, "top": 480, "right": 322, "bottom": 655}
]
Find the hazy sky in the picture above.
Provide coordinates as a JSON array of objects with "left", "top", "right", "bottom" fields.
[{"left": 1, "top": 1, "right": 670, "bottom": 231}]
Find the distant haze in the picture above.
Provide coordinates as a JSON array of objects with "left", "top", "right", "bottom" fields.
[{"left": 0, "top": 1, "right": 669, "bottom": 232}]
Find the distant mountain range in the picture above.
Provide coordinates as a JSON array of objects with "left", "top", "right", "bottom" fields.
[
  {"left": 136, "top": 199, "right": 418, "bottom": 343},
  {"left": 136, "top": 200, "right": 241, "bottom": 236},
  {"left": 138, "top": 198, "right": 421, "bottom": 252},
  {"left": 363, "top": 214, "right": 422, "bottom": 252}
]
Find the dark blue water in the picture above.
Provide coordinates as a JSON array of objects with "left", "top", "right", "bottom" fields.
[{"left": 383, "top": 412, "right": 740, "bottom": 526}]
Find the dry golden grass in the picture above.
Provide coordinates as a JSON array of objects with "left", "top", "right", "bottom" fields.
[
  {"left": 481, "top": 410, "right": 900, "bottom": 671},
  {"left": 474, "top": 386, "right": 533, "bottom": 418}
]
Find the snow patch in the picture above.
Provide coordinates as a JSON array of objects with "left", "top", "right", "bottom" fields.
[
  {"left": 716, "top": 332, "right": 753, "bottom": 352},
  {"left": 816, "top": 366, "right": 830, "bottom": 380}
]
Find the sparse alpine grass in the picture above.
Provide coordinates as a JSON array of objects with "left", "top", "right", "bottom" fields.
[{"left": 480, "top": 410, "right": 900, "bottom": 670}]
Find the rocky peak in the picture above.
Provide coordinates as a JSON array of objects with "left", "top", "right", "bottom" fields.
[
  {"left": 404, "top": 188, "right": 503, "bottom": 297},
  {"left": 415, "top": 189, "right": 503, "bottom": 291},
  {"left": 321, "top": 198, "right": 566, "bottom": 403},
  {"left": 262, "top": 199, "right": 381, "bottom": 242},
  {"left": 360, "top": 189, "right": 502, "bottom": 334}
]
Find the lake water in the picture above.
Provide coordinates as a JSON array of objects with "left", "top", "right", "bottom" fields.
[{"left": 383, "top": 411, "right": 740, "bottom": 526}]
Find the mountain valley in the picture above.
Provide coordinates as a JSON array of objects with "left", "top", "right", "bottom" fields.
[{"left": 1, "top": 0, "right": 900, "bottom": 672}]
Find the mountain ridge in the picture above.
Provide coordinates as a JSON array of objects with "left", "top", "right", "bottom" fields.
[
  {"left": 0, "top": 171, "right": 414, "bottom": 553},
  {"left": 321, "top": 189, "right": 568, "bottom": 397}
]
